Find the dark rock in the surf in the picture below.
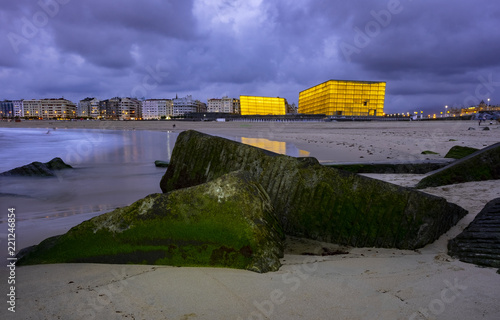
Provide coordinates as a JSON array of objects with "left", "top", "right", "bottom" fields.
[
  {"left": 448, "top": 198, "right": 500, "bottom": 269},
  {"left": 160, "top": 130, "right": 467, "bottom": 250},
  {"left": 416, "top": 142, "right": 500, "bottom": 188},
  {"left": 17, "top": 171, "right": 284, "bottom": 273},
  {"left": 154, "top": 160, "right": 170, "bottom": 168},
  {"left": 0, "top": 157, "right": 72, "bottom": 177}
]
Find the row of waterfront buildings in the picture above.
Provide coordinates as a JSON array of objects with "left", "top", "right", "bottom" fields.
[{"left": 0, "top": 80, "right": 389, "bottom": 120}]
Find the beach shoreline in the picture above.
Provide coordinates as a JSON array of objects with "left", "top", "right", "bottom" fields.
[
  {"left": 1, "top": 119, "right": 499, "bottom": 163},
  {"left": 1, "top": 119, "right": 499, "bottom": 319}
]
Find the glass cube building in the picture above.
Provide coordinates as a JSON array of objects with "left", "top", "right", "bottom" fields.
[
  {"left": 240, "top": 96, "right": 286, "bottom": 115},
  {"left": 298, "top": 80, "right": 386, "bottom": 116}
]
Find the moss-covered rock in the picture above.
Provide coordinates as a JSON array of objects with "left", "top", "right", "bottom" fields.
[
  {"left": 0, "top": 157, "right": 72, "bottom": 177},
  {"left": 444, "top": 146, "right": 479, "bottom": 159},
  {"left": 421, "top": 150, "right": 439, "bottom": 155},
  {"left": 416, "top": 142, "right": 500, "bottom": 188},
  {"left": 17, "top": 171, "right": 284, "bottom": 273},
  {"left": 160, "top": 130, "right": 467, "bottom": 249}
]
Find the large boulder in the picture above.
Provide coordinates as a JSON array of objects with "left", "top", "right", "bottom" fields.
[
  {"left": 17, "top": 171, "right": 284, "bottom": 273},
  {"left": 0, "top": 157, "right": 72, "bottom": 177},
  {"left": 416, "top": 142, "right": 500, "bottom": 188},
  {"left": 448, "top": 198, "right": 500, "bottom": 269},
  {"left": 160, "top": 130, "right": 467, "bottom": 249}
]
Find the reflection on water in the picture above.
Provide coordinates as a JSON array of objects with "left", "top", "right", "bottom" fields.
[
  {"left": 0, "top": 128, "right": 177, "bottom": 172},
  {"left": 0, "top": 128, "right": 178, "bottom": 224},
  {"left": 240, "top": 137, "right": 310, "bottom": 157}
]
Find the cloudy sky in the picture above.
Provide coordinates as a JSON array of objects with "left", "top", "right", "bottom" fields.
[{"left": 1, "top": 0, "right": 499, "bottom": 114}]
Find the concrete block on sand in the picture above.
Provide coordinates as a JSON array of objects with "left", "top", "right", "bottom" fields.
[
  {"left": 448, "top": 198, "right": 500, "bottom": 269},
  {"left": 17, "top": 171, "right": 284, "bottom": 273},
  {"left": 160, "top": 130, "right": 467, "bottom": 250},
  {"left": 417, "top": 142, "right": 500, "bottom": 188}
]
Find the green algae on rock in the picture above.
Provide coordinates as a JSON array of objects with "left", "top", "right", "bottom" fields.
[
  {"left": 444, "top": 146, "right": 479, "bottom": 159},
  {"left": 417, "top": 142, "right": 500, "bottom": 188},
  {"left": 160, "top": 130, "right": 468, "bottom": 250},
  {"left": 17, "top": 171, "right": 284, "bottom": 273},
  {"left": 421, "top": 150, "right": 439, "bottom": 155}
]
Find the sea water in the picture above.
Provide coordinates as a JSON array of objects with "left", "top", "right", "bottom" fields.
[
  {"left": 0, "top": 128, "right": 176, "bottom": 219},
  {"left": 0, "top": 127, "right": 308, "bottom": 252}
]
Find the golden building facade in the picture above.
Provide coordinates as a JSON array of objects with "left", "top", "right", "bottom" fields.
[
  {"left": 240, "top": 96, "right": 286, "bottom": 115},
  {"left": 298, "top": 80, "right": 386, "bottom": 116}
]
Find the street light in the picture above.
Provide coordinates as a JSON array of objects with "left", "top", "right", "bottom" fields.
[{"left": 487, "top": 98, "right": 490, "bottom": 107}]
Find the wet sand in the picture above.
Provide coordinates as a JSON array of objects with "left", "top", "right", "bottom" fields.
[{"left": 0, "top": 120, "right": 499, "bottom": 319}]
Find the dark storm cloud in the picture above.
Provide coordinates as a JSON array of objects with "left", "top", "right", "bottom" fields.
[
  {"left": 1, "top": 0, "right": 499, "bottom": 113},
  {"left": 335, "top": 0, "right": 500, "bottom": 71},
  {"left": 49, "top": 0, "right": 198, "bottom": 69}
]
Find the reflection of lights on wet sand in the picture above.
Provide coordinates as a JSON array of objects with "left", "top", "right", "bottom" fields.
[
  {"left": 241, "top": 137, "right": 286, "bottom": 154},
  {"left": 240, "top": 137, "right": 310, "bottom": 157},
  {"left": 299, "top": 150, "right": 310, "bottom": 157}
]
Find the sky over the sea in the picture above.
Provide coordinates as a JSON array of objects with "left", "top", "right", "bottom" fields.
[{"left": 1, "top": 0, "right": 499, "bottom": 114}]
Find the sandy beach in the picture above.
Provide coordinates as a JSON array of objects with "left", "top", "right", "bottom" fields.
[{"left": 1, "top": 119, "right": 499, "bottom": 319}]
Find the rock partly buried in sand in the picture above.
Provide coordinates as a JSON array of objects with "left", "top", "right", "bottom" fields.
[
  {"left": 154, "top": 160, "right": 169, "bottom": 167},
  {"left": 421, "top": 150, "right": 439, "bottom": 155},
  {"left": 416, "top": 142, "right": 500, "bottom": 188},
  {"left": 448, "top": 198, "right": 500, "bottom": 269},
  {"left": 0, "top": 157, "right": 72, "bottom": 177},
  {"left": 160, "top": 130, "right": 467, "bottom": 250},
  {"left": 17, "top": 171, "right": 284, "bottom": 273},
  {"left": 444, "top": 146, "right": 479, "bottom": 159}
]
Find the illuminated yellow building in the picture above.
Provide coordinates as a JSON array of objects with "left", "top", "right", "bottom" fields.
[
  {"left": 240, "top": 96, "right": 286, "bottom": 115},
  {"left": 298, "top": 80, "right": 386, "bottom": 116}
]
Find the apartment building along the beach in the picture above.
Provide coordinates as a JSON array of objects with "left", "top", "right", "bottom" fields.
[
  {"left": 0, "top": 100, "right": 14, "bottom": 118},
  {"left": 299, "top": 80, "right": 386, "bottom": 116},
  {"left": 119, "top": 97, "right": 141, "bottom": 120},
  {"left": 100, "top": 98, "right": 120, "bottom": 120},
  {"left": 195, "top": 100, "right": 207, "bottom": 114},
  {"left": 78, "top": 97, "right": 101, "bottom": 118},
  {"left": 173, "top": 95, "right": 199, "bottom": 117},
  {"left": 98, "top": 97, "right": 141, "bottom": 120},
  {"left": 239, "top": 96, "right": 287, "bottom": 115},
  {"left": 13, "top": 99, "right": 23, "bottom": 118},
  {"left": 207, "top": 96, "right": 240, "bottom": 114},
  {"left": 23, "top": 98, "right": 77, "bottom": 119},
  {"left": 142, "top": 99, "right": 174, "bottom": 119}
]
